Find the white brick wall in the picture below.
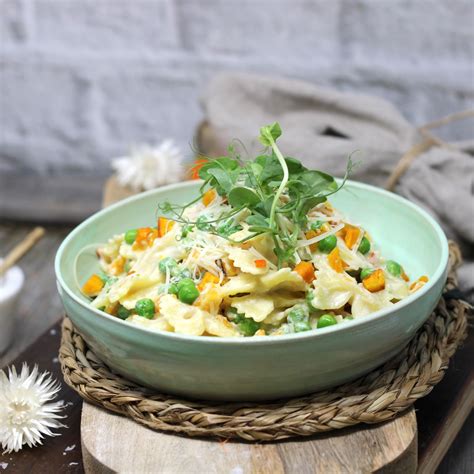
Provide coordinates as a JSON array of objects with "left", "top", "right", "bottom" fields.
[{"left": 1, "top": 0, "right": 473, "bottom": 176}]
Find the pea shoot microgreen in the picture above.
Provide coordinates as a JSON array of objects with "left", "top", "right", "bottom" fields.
[{"left": 159, "top": 123, "right": 354, "bottom": 267}]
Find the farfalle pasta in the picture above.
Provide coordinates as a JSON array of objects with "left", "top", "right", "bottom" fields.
[{"left": 81, "top": 123, "right": 428, "bottom": 337}]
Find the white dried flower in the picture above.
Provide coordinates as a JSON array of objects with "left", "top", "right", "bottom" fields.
[
  {"left": 112, "top": 140, "right": 184, "bottom": 192},
  {"left": 0, "top": 364, "right": 65, "bottom": 454}
]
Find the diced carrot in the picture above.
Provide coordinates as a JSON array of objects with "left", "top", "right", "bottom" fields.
[
  {"left": 294, "top": 261, "right": 316, "bottom": 283},
  {"left": 82, "top": 274, "right": 104, "bottom": 297},
  {"left": 419, "top": 275, "right": 429, "bottom": 283},
  {"left": 189, "top": 157, "right": 208, "bottom": 180},
  {"left": 328, "top": 248, "right": 347, "bottom": 273},
  {"left": 344, "top": 226, "right": 360, "bottom": 249},
  {"left": 254, "top": 259, "right": 267, "bottom": 269},
  {"left": 202, "top": 188, "right": 216, "bottom": 207},
  {"left": 198, "top": 271, "right": 220, "bottom": 291},
  {"left": 157, "top": 217, "right": 175, "bottom": 238},
  {"left": 363, "top": 269, "right": 385, "bottom": 292},
  {"left": 401, "top": 272, "right": 410, "bottom": 282}
]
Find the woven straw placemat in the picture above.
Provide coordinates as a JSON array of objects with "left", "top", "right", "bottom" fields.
[{"left": 59, "top": 242, "right": 469, "bottom": 442}]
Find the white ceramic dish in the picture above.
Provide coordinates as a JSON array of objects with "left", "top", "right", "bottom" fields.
[{"left": 0, "top": 263, "right": 24, "bottom": 354}]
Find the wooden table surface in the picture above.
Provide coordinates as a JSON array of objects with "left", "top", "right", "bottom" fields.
[{"left": 0, "top": 222, "right": 472, "bottom": 473}]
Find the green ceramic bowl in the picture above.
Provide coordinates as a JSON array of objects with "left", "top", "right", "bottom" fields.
[{"left": 55, "top": 180, "right": 449, "bottom": 401}]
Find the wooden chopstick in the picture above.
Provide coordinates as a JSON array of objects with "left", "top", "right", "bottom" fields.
[{"left": 0, "top": 226, "right": 45, "bottom": 277}]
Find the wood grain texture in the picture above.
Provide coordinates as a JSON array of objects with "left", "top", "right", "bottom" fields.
[
  {"left": 81, "top": 402, "right": 417, "bottom": 474},
  {"left": 437, "top": 412, "right": 474, "bottom": 474},
  {"left": 1, "top": 321, "right": 83, "bottom": 473},
  {"left": 102, "top": 176, "right": 136, "bottom": 207},
  {"left": 417, "top": 329, "right": 474, "bottom": 474},
  {"left": 0, "top": 222, "right": 72, "bottom": 367}
]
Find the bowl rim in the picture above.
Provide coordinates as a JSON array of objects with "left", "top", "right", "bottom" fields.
[{"left": 55, "top": 179, "right": 449, "bottom": 345}]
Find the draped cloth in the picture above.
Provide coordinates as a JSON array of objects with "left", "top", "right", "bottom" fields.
[{"left": 200, "top": 73, "right": 474, "bottom": 299}]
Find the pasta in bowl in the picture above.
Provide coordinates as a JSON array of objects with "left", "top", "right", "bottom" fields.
[
  {"left": 85, "top": 192, "right": 427, "bottom": 338},
  {"left": 55, "top": 124, "right": 449, "bottom": 400}
]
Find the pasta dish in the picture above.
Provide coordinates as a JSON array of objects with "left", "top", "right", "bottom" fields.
[{"left": 81, "top": 124, "right": 428, "bottom": 337}]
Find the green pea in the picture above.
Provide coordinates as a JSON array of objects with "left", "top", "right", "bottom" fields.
[
  {"left": 360, "top": 268, "right": 374, "bottom": 280},
  {"left": 178, "top": 284, "right": 199, "bottom": 305},
  {"left": 318, "top": 234, "right": 337, "bottom": 253},
  {"left": 116, "top": 305, "right": 131, "bottom": 320},
  {"left": 237, "top": 317, "right": 260, "bottom": 337},
  {"left": 168, "top": 283, "right": 179, "bottom": 295},
  {"left": 177, "top": 278, "right": 195, "bottom": 290},
  {"left": 317, "top": 314, "right": 337, "bottom": 328},
  {"left": 124, "top": 229, "right": 138, "bottom": 245},
  {"left": 294, "top": 321, "right": 312, "bottom": 332},
  {"left": 159, "top": 257, "right": 178, "bottom": 275},
  {"left": 181, "top": 224, "right": 193, "bottom": 238},
  {"left": 310, "top": 220, "right": 324, "bottom": 231},
  {"left": 287, "top": 307, "right": 309, "bottom": 324},
  {"left": 135, "top": 298, "right": 155, "bottom": 319},
  {"left": 358, "top": 236, "right": 371, "bottom": 255},
  {"left": 386, "top": 260, "right": 402, "bottom": 277}
]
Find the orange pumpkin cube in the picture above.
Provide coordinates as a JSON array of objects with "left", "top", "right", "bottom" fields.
[
  {"left": 132, "top": 227, "right": 152, "bottom": 250},
  {"left": 344, "top": 226, "right": 360, "bottom": 249},
  {"left": 362, "top": 269, "right": 385, "bottom": 292},
  {"left": 328, "top": 248, "right": 347, "bottom": 273},
  {"left": 202, "top": 188, "right": 217, "bottom": 207},
  {"left": 157, "top": 217, "right": 175, "bottom": 238},
  {"left": 294, "top": 261, "right": 316, "bottom": 283},
  {"left": 198, "top": 272, "right": 220, "bottom": 291},
  {"left": 82, "top": 274, "right": 104, "bottom": 297}
]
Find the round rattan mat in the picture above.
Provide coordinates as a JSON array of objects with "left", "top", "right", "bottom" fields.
[{"left": 59, "top": 242, "right": 469, "bottom": 442}]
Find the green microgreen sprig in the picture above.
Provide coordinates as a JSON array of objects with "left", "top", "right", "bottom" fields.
[{"left": 158, "top": 123, "right": 354, "bottom": 267}]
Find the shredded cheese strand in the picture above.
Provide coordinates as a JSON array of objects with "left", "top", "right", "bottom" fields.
[{"left": 295, "top": 223, "right": 345, "bottom": 248}]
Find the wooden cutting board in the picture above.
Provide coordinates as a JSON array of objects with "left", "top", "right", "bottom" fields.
[
  {"left": 81, "top": 402, "right": 417, "bottom": 474},
  {"left": 77, "top": 178, "right": 420, "bottom": 473}
]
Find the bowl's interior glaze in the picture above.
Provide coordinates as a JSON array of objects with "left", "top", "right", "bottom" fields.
[
  {"left": 58, "top": 180, "right": 447, "bottom": 312},
  {"left": 330, "top": 186, "right": 442, "bottom": 278}
]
